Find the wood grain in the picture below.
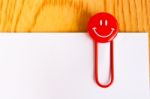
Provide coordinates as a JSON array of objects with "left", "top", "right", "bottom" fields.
[{"left": 0, "top": 0, "right": 149, "bottom": 32}]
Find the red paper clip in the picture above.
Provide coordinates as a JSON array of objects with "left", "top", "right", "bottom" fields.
[{"left": 88, "top": 12, "right": 118, "bottom": 88}]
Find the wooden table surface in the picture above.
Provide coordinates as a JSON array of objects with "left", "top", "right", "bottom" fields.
[{"left": 0, "top": 0, "right": 149, "bottom": 32}]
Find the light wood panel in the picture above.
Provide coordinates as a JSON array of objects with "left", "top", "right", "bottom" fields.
[{"left": 0, "top": 0, "right": 149, "bottom": 32}]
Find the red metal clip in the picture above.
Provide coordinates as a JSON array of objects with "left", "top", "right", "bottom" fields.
[
  {"left": 88, "top": 12, "right": 118, "bottom": 88},
  {"left": 94, "top": 41, "right": 114, "bottom": 88}
]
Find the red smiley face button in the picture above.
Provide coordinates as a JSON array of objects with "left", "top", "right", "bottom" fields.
[{"left": 88, "top": 12, "right": 119, "bottom": 43}]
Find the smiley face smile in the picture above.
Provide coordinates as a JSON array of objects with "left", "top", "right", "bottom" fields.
[{"left": 92, "top": 27, "right": 115, "bottom": 38}]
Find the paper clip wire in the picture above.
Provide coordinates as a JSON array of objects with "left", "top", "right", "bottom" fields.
[{"left": 94, "top": 41, "right": 114, "bottom": 88}]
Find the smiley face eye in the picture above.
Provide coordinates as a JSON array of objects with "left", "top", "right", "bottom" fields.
[
  {"left": 100, "top": 19, "right": 108, "bottom": 26},
  {"left": 105, "top": 20, "right": 108, "bottom": 26},
  {"left": 100, "top": 20, "right": 102, "bottom": 26}
]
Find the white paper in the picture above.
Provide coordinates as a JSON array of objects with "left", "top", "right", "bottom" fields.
[{"left": 0, "top": 33, "right": 149, "bottom": 99}]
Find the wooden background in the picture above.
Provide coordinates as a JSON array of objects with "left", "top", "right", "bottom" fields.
[{"left": 0, "top": 0, "right": 149, "bottom": 32}]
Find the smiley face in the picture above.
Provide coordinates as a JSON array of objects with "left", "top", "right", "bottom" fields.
[{"left": 88, "top": 13, "right": 119, "bottom": 43}]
